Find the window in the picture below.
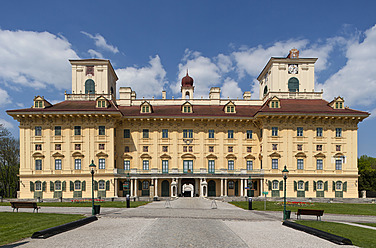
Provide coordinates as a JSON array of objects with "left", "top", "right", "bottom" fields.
[
  {"left": 297, "top": 127, "right": 303, "bottom": 137},
  {"left": 260, "top": 129, "right": 263, "bottom": 138},
  {"left": 75, "top": 159, "right": 81, "bottom": 170},
  {"left": 74, "top": 181, "right": 81, "bottom": 190},
  {"left": 55, "top": 159, "right": 62, "bottom": 170},
  {"left": 336, "top": 145, "right": 341, "bottom": 151},
  {"left": 99, "top": 126, "right": 105, "bottom": 135},
  {"left": 99, "top": 180, "right": 105, "bottom": 190},
  {"left": 35, "top": 126, "right": 42, "bottom": 136},
  {"left": 183, "top": 105, "right": 191, "bottom": 113},
  {"left": 246, "top": 130, "right": 253, "bottom": 139},
  {"left": 75, "top": 144, "right": 81, "bottom": 150},
  {"left": 272, "top": 180, "right": 279, "bottom": 190},
  {"left": 272, "top": 159, "right": 278, "bottom": 169},
  {"left": 228, "top": 130, "right": 234, "bottom": 139},
  {"left": 124, "top": 160, "right": 130, "bottom": 170},
  {"left": 288, "top": 77, "right": 299, "bottom": 92},
  {"left": 162, "top": 160, "right": 168, "bottom": 173},
  {"left": 316, "top": 145, "right": 322, "bottom": 151},
  {"left": 228, "top": 181, "right": 234, "bottom": 189},
  {"left": 143, "top": 160, "right": 149, "bottom": 170},
  {"left": 97, "top": 100, "right": 106, "bottom": 108},
  {"left": 35, "top": 181, "right": 42, "bottom": 191},
  {"left": 316, "top": 159, "right": 323, "bottom": 170},
  {"left": 298, "top": 181, "right": 304, "bottom": 190},
  {"left": 162, "top": 146, "right": 168, "bottom": 152},
  {"left": 125, "top": 146, "right": 130, "bottom": 153},
  {"left": 297, "top": 144, "right": 302, "bottom": 151},
  {"left": 183, "top": 146, "right": 187, "bottom": 152},
  {"left": 335, "top": 159, "right": 342, "bottom": 170},
  {"left": 85, "top": 79, "right": 95, "bottom": 94},
  {"left": 316, "top": 128, "right": 323, "bottom": 137},
  {"left": 247, "top": 146, "right": 252, "bottom": 153},
  {"left": 317, "top": 181, "right": 323, "bottom": 190},
  {"left": 297, "top": 159, "right": 304, "bottom": 170},
  {"left": 55, "top": 126, "right": 61, "bottom": 136},
  {"left": 183, "top": 160, "right": 193, "bottom": 173},
  {"left": 99, "top": 144, "right": 105, "bottom": 150},
  {"left": 336, "top": 128, "right": 342, "bottom": 137},
  {"left": 228, "top": 146, "right": 233, "bottom": 153},
  {"left": 162, "top": 129, "right": 168, "bottom": 138},
  {"left": 228, "top": 160, "right": 234, "bottom": 170},
  {"left": 143, "top": 146, "right": 148, "bottom": 152},
  {"left": 270, "top": 101, "right": 279, "bottom": 108},
  {"left": 272, "top": 144, "right": 277, "bottom": 150},
  {"left": 143, "top": 129, "right": 149, "bottom": 139},
  {"left": 35, "top": 144, "right": 42, "bottom": 151},
  {"left": 272, "top": 127, "right": 278, "bottom": 136},
  {"left": 188, "top": 146, "right": 193, "bottom": 152},
  {"left": 183, "top": 129, "right": 193, "bottom": 138},
  {"left": 336, "top": 181, "right": 342, "bottom": 190},
  {"left": 74, "top": 126, "right": 81, "bottom": 136},
  {"left": 99, "top": 159, "right": 106, "bottom": 169},
  {"left": 209, "top": 146, "right": 214, "bottom": 152},
  {"left": 35, "top": 160, "right": 42, "bottom": 170},
  {"left": 142, "top": 181, "right": 149, "bottom": 189},
  {"left": 124, "top": 129, "right": 130, "bottom": 138},
  {"left": 35, "top": 100, "right": 43, "bottom": 108},
  {"left": 247, "top": 160, "right": 253, "bottom": 170},
  {"left": 226, "top": 105, "right": 235, "bottom": 113},
  {"left": 208, "top": 160, "right": 215, "bottom": 173},
  {"left": 208, "top": 130, "right": 214, "bottom": 139},
  {"left": 141, "top": 105, "right": 150, "bottom": 113},
  {"left": 55, "top": 181, "right": 61, "bottom": 191}
]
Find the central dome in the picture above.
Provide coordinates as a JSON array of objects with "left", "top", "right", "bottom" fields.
[{"left": 181, "top": 71, "right": 193, "bottom": 87}]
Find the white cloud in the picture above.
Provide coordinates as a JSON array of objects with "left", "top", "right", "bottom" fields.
[
  {"left": 88, "top": 49, "right": 103, "bottom": 58},
  {"left": 0, "top": 87, "right": 10, "bottom": 105},
  {"left": 116, "top": 55, "right": 167, "bottom": 98},
  {"left": 0, "top": 29, "right": 79, "bottom": 90},
  {"left": 81, "top": 31, "right": 119, "bottom": 54},
  {"left": 221, "top": 78, "right": 243, "bottom": 99},
  {"left": 0, "top": 118, "right": 14, "bottom": 129},
  {"left": 318, "top": 24, "right": 376, "bottom": 107}
]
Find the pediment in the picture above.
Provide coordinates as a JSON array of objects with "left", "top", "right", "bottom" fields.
[
  {"left": 244, "top": 154, "right": 255, "bottom": 160},
  {"left": 96, "top": 151, "right": 108, "bottom": 157},
  {"left": 333, "top": 152, "right": 345, "bottom": 158},
  {"left": 160, "top": 153, "right": 171, "bottom": 159},
  {"left": 52, "top": 152, "right": 64, "bottom": 158},
  {"left": 226, "top": 154, "right": 237, "bottom": 159},
  {"left": 269, "top": 152, "right": 281, "bottom": 158},
  {"left": 72, "top": 152, "right": 84, "bottom": 158},
  {"left": 140, "top": 153, "right": 152, "bottom": 159},
  {"left": 32, "top": 152, "right": 45, "bottom": 158},
  {"left": 206, "top": 153, "right": 217, "bottom": 159},
  {"left": 122, "top": 153, "right": 133, "bottom": 159},
  {"left": 181, "top": 153, "right": 196, "bottom": 159},
  {"left": 314, "top": 152, "right": 326, "bottom": 158},
  {"left": 295, "top": 152, "right": 306, "bottom": 158}
]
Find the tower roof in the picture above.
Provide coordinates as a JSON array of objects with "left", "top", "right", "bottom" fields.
[{"left": 181, "top": 71, "right": 194, "bottom": 87}]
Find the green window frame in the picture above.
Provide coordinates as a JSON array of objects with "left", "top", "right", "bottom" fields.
[
  {"left": 272, "top": 127, "right": 278, "bottom": 136},
  {"left": 74, "top": 126, "right": 81, "bottom": 136},
  {"left": 35, "top": 160, "right": 42, "bottom": 170},
  {"left": 316, "top": 127, "right": 323, "bottom": 137},
  {"left": 143, "top": 129, "right": 149, "bottom": 139},
  {"left": 55, "top": 126, "right": 61, "bottom": 136},
  {"left": 208, "top": 160, "right": 215, "bottom": 173},
  {"left": 99, "top": 126, "right": 105, "bottom": 136},
  {"left": 85, "top": 79, "right": 95, "bottom": 94},
  {"left": 55, "top": 159, "right": 62, "bottom": 170},
  {"left": 162, "top": 160, "right": 169, "bottom": 173},
  {"left": 35, "top": 126, "right": 42, "bottom": 136},
  {"left": 99, "top": 159, "right": 105, "bottom": 169}
]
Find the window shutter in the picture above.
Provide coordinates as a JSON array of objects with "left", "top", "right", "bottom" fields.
[
  {"left": 62, "top": 181, "right": 66, "bottom": 192},
  {"left": 332, "top": 181, "right": 335, "bottom": 191},
  {"left": 42, "top": 181, "right": 47, "bottom": 192},
  {"left": 30, "top": 181, "right": 35, "bottom": 192},
  {"left": 106, "top": 180, "right": 110, "bottom": 191},
  {"left": 294, "top": 181, "right": 297, "bottom": 191},
  {"left": 313, "top": 181, "right": 316, "bottom": 191},
  {"left": 94, "top": 180, "right": 98, "bottom": 191},
  {"left": 343, "top": 182, "right": 347, "bottom": 192},
  {"left": 268, "top": 181, "right": 272, "bottom": 191},
  {"left": 279, "top": 181, "right": 283, "bottom": 191},
  {"left": 305, "top": 181, "right": 309, "bottom": 191},
  {"left": 50, "top": 181, "right": 54, "bottom": 192},
  {"left": 324, "top": 181, "right": 328, "bottom": 191},
  {"left": 82, "top": 181, "right": 86, "bottom": 191},
  {"left": 70, "top": 181, "right": 74, "bottom": 191}
]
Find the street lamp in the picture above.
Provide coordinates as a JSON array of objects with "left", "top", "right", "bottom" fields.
[
  {"left": 89, "top": 160, "right": 96, "bottom": 216},
  {"left": 282, "top": 165, "right": 289, "bottom": 220},
  {"left": 248, "top": 175, "right": 252, "bottom": 197}
]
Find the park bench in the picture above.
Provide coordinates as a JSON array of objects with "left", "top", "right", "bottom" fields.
[
  {"left": 296, "top": 209, "right": 324, "bottom": 221},
  {"left": 10, "top": 201, "right": 40, "bottom": 213}
]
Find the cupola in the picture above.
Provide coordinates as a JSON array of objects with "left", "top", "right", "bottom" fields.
[
  {"left": 181, "top": 71, "right": 194, "bottom": 87},
  {"left": 181, "top": 70, "right": 194, "bottom": 100}
]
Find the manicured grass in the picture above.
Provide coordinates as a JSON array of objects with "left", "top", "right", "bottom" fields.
[
  {"left": 356, "top": 223, "right": 376, "bottom": 228},
  {"left": 230, "top": 201, "right": 376, "bottom": 216},
  {"left": 0, "top": 212, "right": 85, "bottom": 246},
  {"left": 0, "top": 201, "right": 148, "bottom": 208},
  {"left": 295, "top": 220, "right": 376, "bottom": 248}
]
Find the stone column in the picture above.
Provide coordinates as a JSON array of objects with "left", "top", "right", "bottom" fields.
[
  {"left": 195, "top": 178, "right": 199, "bottom": 196},
  {"left": 155, "top": 178, "right": 158, "bottom": 197},
  {"left": 177, "top": 178, "right": 181, "bottom": 196},
  {"left": 130, "top": 179, "right": 134, "bottom": 197},
  {"left": 244, "top": 179, "right": 247, "bottom": 196},
  {"left": 199, "top": 178, "right": 203, "bottom": 197},
  {"left": 240, "top": 179, "right": 244, "bottom": 197},
  {"left": 114, "top": 179, "right": 118, "bottom": 197},
  {"left": 134, "top": 178, "right": 138, "bottom": 197},
  {"left": 260, "top": 179, "right": 264, "bottom": 196},
  {"left": 220, "top": 179, "right": 224, "bottom": 196},
  {"left": 224, "top": 178, "right": 227, "bottom": 197}
]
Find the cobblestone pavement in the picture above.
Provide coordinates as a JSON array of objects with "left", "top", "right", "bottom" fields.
[{"left": 2, "top": 198, "right": 365, "bottom": 248}]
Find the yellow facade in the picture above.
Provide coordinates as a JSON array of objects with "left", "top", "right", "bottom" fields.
[{"left": 8, "top": 50, "right": 369, "bottom": 200}]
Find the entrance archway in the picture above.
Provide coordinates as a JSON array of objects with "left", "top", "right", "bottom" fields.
[
  {"left": 208, "top": 180, "right": 216, "bottom": 197},
  {"left": 161, "top": 180, "right": 170, "bottom": 197},
  {"left": 182, "top": 183, "right": 194, "bottom": 197}
]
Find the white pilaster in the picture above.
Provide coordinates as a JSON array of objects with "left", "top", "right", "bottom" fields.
[
  {"left": 199, "top": 178, "right": 203, "bottom": 197},
  {"left": 224, "top": 178, "right": 227, "bottom": 196},
  {"left": 220, "top": 179, "right": 223, "bottom": 196},
  {"left": 155, "top": 178, "right": 158, "bottom": 197},
  {"left": 130, "top": 179, "right": 134, "bottom": 197},
  {"left": 134, "top": 178, "right": 138, "bottom": 197},
  {"left": 240, "top": 179, "right": 244, "bottom": 196},
  {"left": 114, "top": 179, "right": 118, "bottom": 197},
  {"left": 260, "top": 179, "right": 264, "bottom": 196}
]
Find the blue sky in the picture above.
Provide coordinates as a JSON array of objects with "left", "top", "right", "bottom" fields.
[{"left": 0, "top": 0, "right": 376, "bottom": 157}]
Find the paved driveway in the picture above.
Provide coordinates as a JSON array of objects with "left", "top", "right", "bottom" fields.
[{"left": 3, "top": 198, "right": 356, "bottom": 248}]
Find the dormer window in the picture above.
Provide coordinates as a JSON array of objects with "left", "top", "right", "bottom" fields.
[
  {"left": 182, "top": 102, "right": 193, "bottom": 113},
  {"left": 96, "top": 96, "right": 108, "bottom": 108},
  {"left": 33, "top": 96, "right": 51, "bottom": 109},
  {"left": 35, "top": 100, "right": 43, "bottom": 108},
  {"left": 224, "top": 101, "right": 236, "bottom": 113},
  {"left": 140, "top": 102, "right": 152, "bottom": 113},
  {"left": 329, "top": 96, "right": 345, "bottom": 109},
  {"left": 269, "top": 96, "right": 280, "bottom": 108}
]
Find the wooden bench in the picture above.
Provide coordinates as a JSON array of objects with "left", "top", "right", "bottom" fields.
[
  {"left": 10, "top": 202, "right": 40, "bottom": 213},
  {"left": 296, "top": 209, "right": 324, "bottom": 221}
]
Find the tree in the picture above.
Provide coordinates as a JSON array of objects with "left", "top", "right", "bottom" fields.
[
  {"left": 0, "top": 124, "right": 19, "bottom": 198},
  {"left": 358, "top": 155, "right": 376, "bottom": 192}
]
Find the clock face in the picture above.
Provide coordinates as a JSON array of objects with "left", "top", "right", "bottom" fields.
[{"left": 288, "top": 64, "right": 298, "bottom": 74}]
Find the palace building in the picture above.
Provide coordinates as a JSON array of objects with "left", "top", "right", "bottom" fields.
[{"left": 7, "top": 49, "right": 369, "bottom": 200}]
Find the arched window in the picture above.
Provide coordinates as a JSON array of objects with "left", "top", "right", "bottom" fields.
[
  {"left": 85, "top": 79, "right": 95, "bottom": 94},
  {"left": 35, "top": 181, "right": 42, "bottom": 191},
  {"left": 263, "top": 85, "right": 268, "bottom": 96},
  {"left": 288, "top": 77, "right": 299, "bottom": 92}
]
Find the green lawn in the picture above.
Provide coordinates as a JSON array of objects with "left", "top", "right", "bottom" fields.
[
  {"left": 0, "top": 201, "right": 148, "bottom": 208},
  {"left": 0, "top": 212, "right": 85, "bottom": 246},
  {"left": 295, "top": 220, "right": 376, "bottom": 248},
  {"left": 230, "top": 201, "right": 376, "bottom": 216}
]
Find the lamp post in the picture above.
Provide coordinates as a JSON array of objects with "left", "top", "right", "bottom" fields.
[
  {"left": 248, "top": 175, "right": 252, "bottom": 197},
  {"left": 282, "top": 165, "right": 289, "bottom": 220},
  {"left": 89, "top": 160, "right": 96, "bottom": 216}
]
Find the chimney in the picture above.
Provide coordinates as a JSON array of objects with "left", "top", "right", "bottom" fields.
[
  {"left": 162, "top": 91, "right": 166, "bottom": 100},
  {"left": 243, "top": 91, "right": 251, "bottom": 100},
  {"left": 209, "top": 87, "right": 221, "bottom": 99}
]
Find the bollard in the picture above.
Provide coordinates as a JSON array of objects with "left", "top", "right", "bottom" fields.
[
  {"left": 248, "top": 197, "right": 253, "bottom": 210},
  {"left": 59, "top": 196, "right": 63, "bottom": 202},
  {"left": 126, "top": 195, "right": 130, "bottom": 208}
]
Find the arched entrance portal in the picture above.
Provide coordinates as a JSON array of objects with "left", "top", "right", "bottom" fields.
[
  {"left": 208, "top": 180, "right": 216, "bottom": 197},
  {"left": 181, "top": 178, "right": 195, "bottom": 197},
  {"left": 161, "top": 180, "right": 170, "bottom": 197}
]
